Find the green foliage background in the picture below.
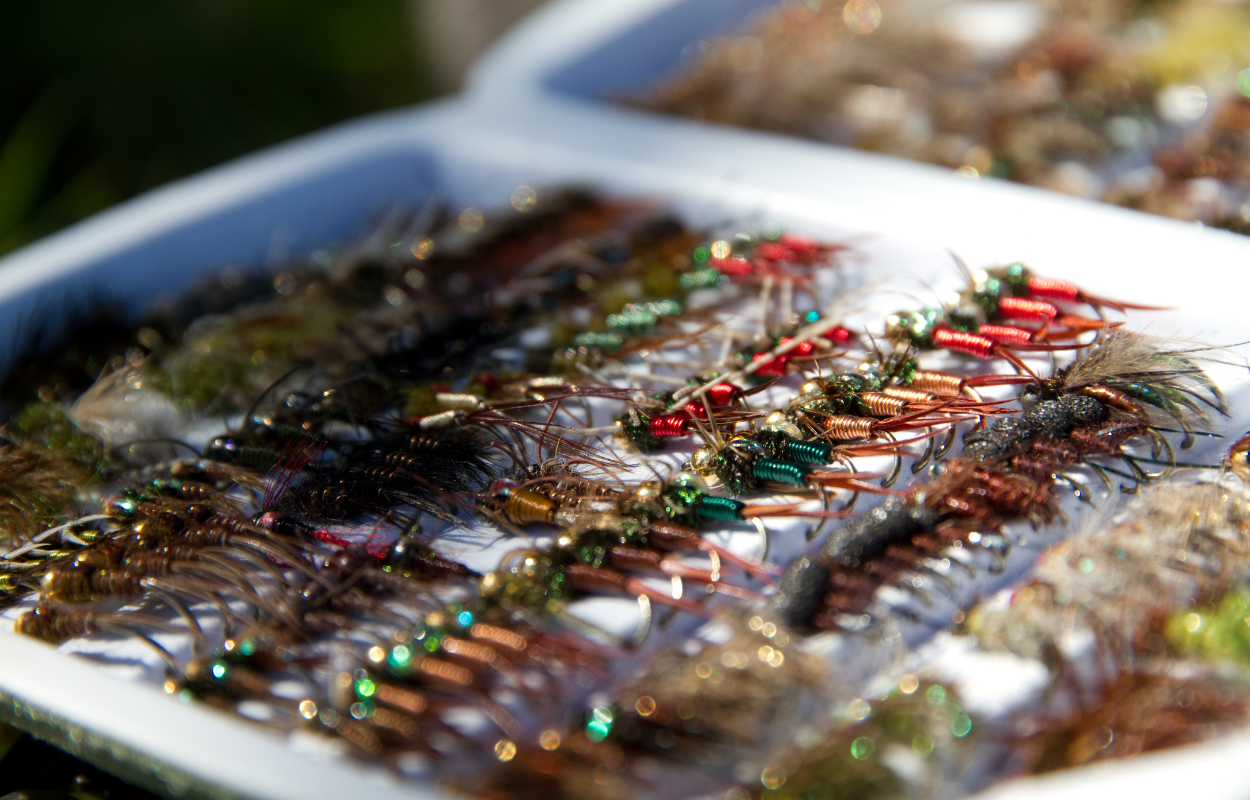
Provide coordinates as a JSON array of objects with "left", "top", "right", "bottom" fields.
[{"left": 0, "top": 0, "right": 436, "bottom": 255}]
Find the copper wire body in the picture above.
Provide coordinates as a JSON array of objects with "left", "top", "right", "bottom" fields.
[
  {"left": 385, "top": 451, "right": 433, "bottom": 472},
  {"left": 40, "top": 547, "right": 198, "bottom": 603},
  {"left": 501, "top": 489, "right": 557, "bottom": 526},
  {"left": 368, "top": 708, "right": 420, "bottom": 740},
  {"left": 16, "top": 607, "right": 95, "bottom": 642},
  {"left": 882, "top": 386, "right": 938, "bottom": 403},
  {"left": 440, "top": 636, "right": 496, "bottom": 665},
  {"left": 909, "top": 371, "right": 967, "bottom": 396},
  {"left": 526, "top": 483, "right": 620, "bottom": 514},
  {"left": 470, "top": 623, "right": 528, "bottom": 652},
  {"left": 859, "top": 392, "right": 910, "bottom": 417},
  {"left": 374, "top": 684, "right": 429, "bottom": 714},
  {"left": 157, "top": 481, "right": 222, "bottom": 503},
  {"left": 1077, "top": 385, "right": 1148, "bottom": 420},
  {"left": 820, "top": 416, "right": 877, "bottom": 439},
  {"left": 417, "top": 657, "right": 475, "bottom": 686},
  {"left": 178, "top": 526, "right": 234, "bottom": 547}
]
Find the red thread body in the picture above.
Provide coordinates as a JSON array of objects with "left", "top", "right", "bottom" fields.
[
  {"left": 820, "top": 326, "right": 853, "bottom": 346},
  {"left": 997, "top": 296, "right": 1058, "bottom": 323},
  {"left": 780, "top": 233, "right": 821, "bottom": 255},
  {"left": 752, "top": 352, "right": 789, "bottom": 377},
  {"left": 976, "top": 324, "right": 1034, "bottom": 346},
  {"left": 683, "top": 400, "right": 711, "bottom": 419},
  {"left": 933, "top": 329, "right": 995, "bottom": 359},
  {"left": 1026, "top": 277, "right": 1080, "bottom": 303},
  {"left": 711, "top": 256, "right": 752, "bottom": 276},
  {"left": 313, "top": 528, "right": 352, "bottom": 547},
  {"left": 778, "top": 337, "right": 816, "bottom": 357},
  {"left": 751, "top": 258, "right": 777, "bottom": 276},
  {"left": 752, "top": 338, "right": 815, "bottom": 377},
  {"left": 755, "top": 243, "right": 797, "bottom": 262},
  {"left": 706, "top": 383, "right": 743, "bottom": 406},
  {"left": 650, "top": 415, "right": 694, "bottom": 437}
]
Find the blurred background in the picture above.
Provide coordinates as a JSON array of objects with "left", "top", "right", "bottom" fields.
[
  {"left": 0, "top": 0, "right": 549, "bottom": 258},
  {"left": 0, "top": 1, "right": 549, "bottom": 791}
]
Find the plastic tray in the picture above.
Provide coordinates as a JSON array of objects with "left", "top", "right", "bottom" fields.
[
  {"left": 467, "top": 0, "right": 777, "bottom": 107},
  {"left": 4, "top": 90, "right": 1250, "bottom": 799}
]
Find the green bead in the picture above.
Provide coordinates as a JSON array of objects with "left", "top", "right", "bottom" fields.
[
  {"left": 1168, "top": 590, "right": 1250, "bottom": 665},
  {"left": 665, "top": 484, "right": 704, "bottom": 510},
  {"left": 886, "top": 308, "right": 943, "bottom": 349},
  {"left": 712, "top": 451, "right": 760, "bottom": 495},
  {"left": 618, "top": 412, "right": 662, "bottom": 452},
  {"left": 970, "top": 277, "right": 1003, "bottom": 316},
  {"left": 753, "top": 429, "right": 794, "bottom": 460}
]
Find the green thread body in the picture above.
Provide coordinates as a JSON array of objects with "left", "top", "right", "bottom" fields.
[
  {"left": 571, "top": 332, "right": 624, "bottom": 353},
  {"left": 753, "top": 459, "right": 810, "bottom": 487},
  {"left": 605, "top": 300, "right": 682, "bottom": 335},
  {"left": 787, "top": 439, "right": 833, "bottom": 464},
  {"left": 694, "top": 495, "right": 746, "bottom": 522}
]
